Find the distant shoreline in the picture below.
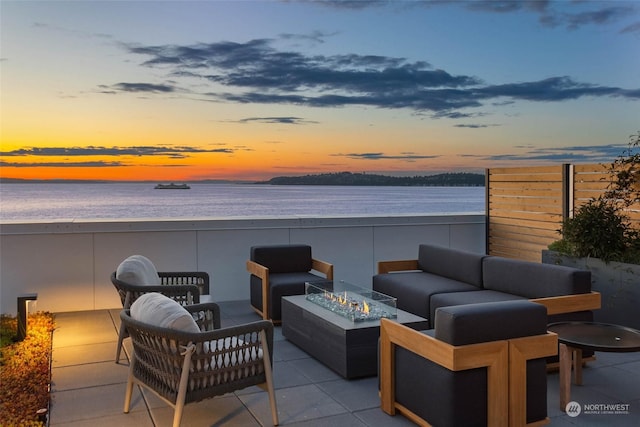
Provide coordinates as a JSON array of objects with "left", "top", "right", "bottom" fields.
[{"left": 0, "top": 172, "right": 485, "bottom": 187}]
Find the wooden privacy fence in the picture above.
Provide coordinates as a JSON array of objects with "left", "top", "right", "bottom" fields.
[{"left": 485, "top": 163, "right": 634, "bottom": 262}]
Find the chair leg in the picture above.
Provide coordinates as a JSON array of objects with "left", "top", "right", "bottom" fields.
[
  {"left": 261, "top": 330, "right": 279, "bottom": 426},
  {"left": 115, "top": 324, "right": 127, "bottom": 363},
  {"left": 123, "top": 356, "right": 136, "bottom": 413}
]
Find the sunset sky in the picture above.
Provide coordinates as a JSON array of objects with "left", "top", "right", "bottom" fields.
[{"left": 1, "top": 0, "right": 639, "bottom": 181}]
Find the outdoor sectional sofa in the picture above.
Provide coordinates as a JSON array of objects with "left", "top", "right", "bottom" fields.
[{"left": 373, "top": 244, "right": 601, "bottom": 329}]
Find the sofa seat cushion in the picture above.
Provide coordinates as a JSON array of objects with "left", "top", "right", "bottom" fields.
[
  {"left": 430, "top": 290, "right": 525, "bottom": 327},
  {"left": 373, "top": 272, "right": 479, "bottom": 323},
  {"left": 417, "top": 244, "right": 486, "bottom": 287},
  {"left": 483, "top": 256, "right": 591, "bottom": 298},
  {"left": 250, "top": 272, "right": 326, "bottom": 320},
  {"left": 130, "top": 292, "right": 199, "bottom": 333}
]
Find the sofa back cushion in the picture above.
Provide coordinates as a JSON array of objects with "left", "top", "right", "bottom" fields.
[
  {"left": 434, "top": 300, "right": 547, "bottom": 346},
  {"left": 417, "top": 244, "right": 485, "bottom": 287},
  {"left": 483, "top": 257, "right": 591, "bottom": 298},
  {"left": 116, "top": 255, "right": 161, "bottom": 285},
  {"left": 250, "top": 244, "right": 313, "bottom": 273}
]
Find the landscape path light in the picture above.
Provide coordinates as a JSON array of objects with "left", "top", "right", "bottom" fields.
[{"left": 17, "top": 293, "right": 38, "bottom": 341}]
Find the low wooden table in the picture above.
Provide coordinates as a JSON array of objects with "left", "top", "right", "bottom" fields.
[
  {"left": 548, "top": 322, "right": 640, "bottom": 411},
  {"left": 282, "top": 294, "right": 428, "bottom": 379}
]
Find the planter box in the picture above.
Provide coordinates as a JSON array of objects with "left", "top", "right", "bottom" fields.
[{"left": 542, "top": 250, "right": 640, "bottom": 330}]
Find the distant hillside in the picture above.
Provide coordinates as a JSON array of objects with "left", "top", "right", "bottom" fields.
[{"left": 262, "top": 172, "right": 485, "bottom": 186}]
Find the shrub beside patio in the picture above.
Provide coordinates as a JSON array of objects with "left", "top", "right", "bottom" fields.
[{"left": 0, "top": 312, "right": 55, "bottom": 426}]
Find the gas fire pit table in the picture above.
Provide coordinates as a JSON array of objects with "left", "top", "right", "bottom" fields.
[{"left": 281, "top": 281, "right": 428, "bottom": 379}]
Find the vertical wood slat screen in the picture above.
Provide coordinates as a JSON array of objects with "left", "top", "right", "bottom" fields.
[
  {"left": 487, "top": 163, "right": 640, "bottom": 262},
  {"left": 486, "top": 165, "right": 567, "bottom": 262}
]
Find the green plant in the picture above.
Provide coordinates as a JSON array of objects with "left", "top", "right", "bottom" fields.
[
  {"left": 550, "top": 131, "right": 640, "bottom": 263},
  {"left": 0, "top": 312, "right": 54, "bottom": 426}
]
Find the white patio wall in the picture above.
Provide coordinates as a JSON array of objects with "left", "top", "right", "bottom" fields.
[{"left": 0, "top": 214, "right": 485, "bottom": 314}]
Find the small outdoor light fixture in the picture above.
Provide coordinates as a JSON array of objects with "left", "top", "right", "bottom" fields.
[{"left": 17, "top": 293, "right": 38, "bottom": 341}]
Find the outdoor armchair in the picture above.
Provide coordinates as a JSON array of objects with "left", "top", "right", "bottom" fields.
[
  {"left": 246, "top": 244, "right": 333, "bottom": 323},
  {"left": 380, "top": 300, "right": 557, "bottom": 427},
  {"left": 111, "top": 254, "right": 210, "bottom": 362},
  {"left": 121, "top": 293, "right": 278, "bottom": 427}
]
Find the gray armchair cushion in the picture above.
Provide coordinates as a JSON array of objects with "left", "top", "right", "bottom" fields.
[
  {"left": 434, "top": 300, "right": 548, "bottom": 345},
  {"left": 483, "top": 256, "right": 591, "bottom": 298},
  {"left": 250, "top": 244, "right": 313, "bottom": 273},
  {"left": 429, "top": 290, "right": 525, "bottom": 327},
  {"left": 417, "top": 244, "right": 485, "bottom": 287},
  {"left": 250, "top": 272, "right": 326, "bottom": 321}
]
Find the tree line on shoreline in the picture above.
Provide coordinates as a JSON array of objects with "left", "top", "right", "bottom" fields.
[{"left": 259, "top": 172, "right": 485, "bottom": 186}]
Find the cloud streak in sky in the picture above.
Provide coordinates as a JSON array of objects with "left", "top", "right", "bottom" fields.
[
  {"left": 1, "top": 146, "right": 235, "bottom": 157},
  {"left": 334, "top": 152, "right": 440, "bottom": 161},
  {"left": 314, "top": 1, "right": 640, "bottom": 33},
  {"left": 107, "top": 37, "right": 638, "bottom": 120}
]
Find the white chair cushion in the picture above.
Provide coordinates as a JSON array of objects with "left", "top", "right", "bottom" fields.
[
  {"left": 116, "top": 255, "right": 161, "bottom": 285},
  {"left": 130, "top": 292, "right": 199, "bottom": 333}
]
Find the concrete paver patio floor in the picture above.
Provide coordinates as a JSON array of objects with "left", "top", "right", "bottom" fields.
[{"left": 50, "top": 301, "right": 640, "bottom": 426}]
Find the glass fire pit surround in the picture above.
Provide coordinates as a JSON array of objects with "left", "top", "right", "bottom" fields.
[{"left": 305, "top": 280, "right": 397, "bottom": 322}]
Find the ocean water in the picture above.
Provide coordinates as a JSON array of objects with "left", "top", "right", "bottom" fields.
[{"left": 0, "top": 183, "right": 485, "bottom": 221}]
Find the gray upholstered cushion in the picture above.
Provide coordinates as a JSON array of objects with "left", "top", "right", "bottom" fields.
[
  {"left": 116, "top": 255, "right": 161, "bottom": 285},
  {"left": 429, "top": 290, "right": 525, "bottom": 326},
  {"left": 130, "top": 292, "right": 199, "bottom": 332},
  {"left": 434, "top": 300, "right": 547, "bottom": 346},
  {"left": 482, "top": 256, "right": 591, "bottom": 298},
  {"left": 417, "top": 244, "right": 485, "bottom": 287},
  {"left": 373, "top": 271, "right": 479, "bottom": 322},
  {"left": 250, "top": 244, "right": 313, "bottom": 273}
]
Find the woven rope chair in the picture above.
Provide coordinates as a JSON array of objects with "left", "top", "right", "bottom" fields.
[
  {"left": 111, "top": 255, "right": 209, "bottom": 363},
  {"left": 121, "top": 303, "right": 278, "bottom": 427}
]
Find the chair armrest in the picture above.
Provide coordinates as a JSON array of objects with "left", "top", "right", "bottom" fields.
[
  {"left": 184, "top": 302, "right": 222, "bottom": 330},
  {"left": 159, "top": 271, "right": 210, "bottom": 295},
  {"left": 246, "top": 260, "right": 269, "bottom": 280},
  {"left": 531, "top": 291, "right": 601, "bottom": 315},
  {"left": 379, "top": 318, "right": 509, "bottom": 425},
  {"left": 312, "top": 258, "right": 334, "bottom": 280},
  {"left": 377, "top": 259, "right": 419, "bottom": 274}
]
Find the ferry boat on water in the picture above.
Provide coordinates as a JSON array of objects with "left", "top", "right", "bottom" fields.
[{"left": 154, "top": 183, "right": 190, "bottom": 189}]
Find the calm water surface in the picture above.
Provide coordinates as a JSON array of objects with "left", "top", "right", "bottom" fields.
[{"left": 0, "top": 183, "right": 485, "bottom": 221}]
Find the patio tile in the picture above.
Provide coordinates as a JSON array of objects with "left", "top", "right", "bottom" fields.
[
  {"left": 289, "top": 356, "right": 343, "bottom": 383},
  {"left": 53, "top": 310, "right": 118, "bottom": 348},
  {"left": 49, "top": 382, "right": 144, "bottom": 425},
  {"left": 50, "top": 410, "right": 154, "bottom": 427},
  {"left": 52, "top": 341, "right": 122, "bottom": 367},
  {"left": 285, "top": 412, "right": 368, "bottom": 426},
  {"left": 316, "top": 377, "right": 380, "bottom": 412},
  {"left": 273, "top": 338, "right": 311, "bottom": 362},
  {"left": 239, "top": 384, "right": 348, "bottom": 425},
  {"left": 272, "top": 360, "right": 315, "bottom": 389},
  {"left": 148, "top": 394, "right": 262, "bottom": 427},
  {"left": 51, "top": 360, "right": 129, "bottom": 391},
  {"left": 351, "top": 407, "right": 417, "bottom": 426}
]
